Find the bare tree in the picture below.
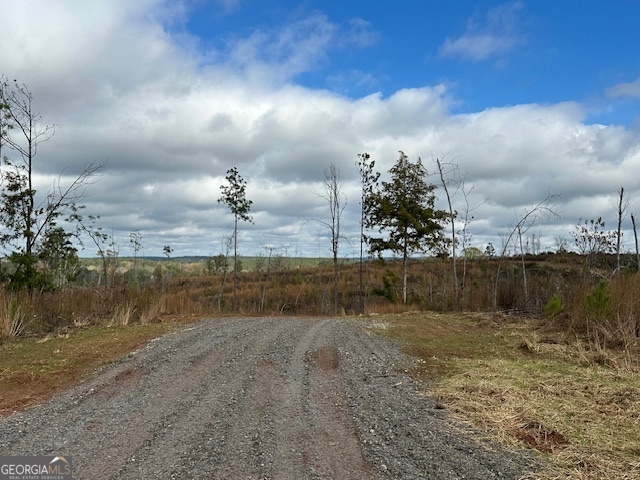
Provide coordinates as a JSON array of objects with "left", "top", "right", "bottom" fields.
[
  {"left": 458, "top": 179, "right": 483, "bottom": 294},
  {"left": 632, "top": 213, "right": 640, "bottom": 272},
  {"left": 74, "top": 214, "right": 110, "bottom": 287},
  {"left": 554, "top": 236, "right": 569, "bottom": 253},
  {"left": 316, "top": 164, "right": 347, "bottom": 314},
  {"left": 434, "top": 156, "right": 458, "bottom": 300},
  {"left": 493, "top": 194, "right": 560, "bottom": 309},
  {"left": 615, "top": 186, "right": 629, "bottom": 274},
  {"left": 432, "top": 155, "right": 485, "bottom": 306},
  {"left": 129, "top": 231, "right": 143, "bottom": 285},
  {"left": 259, "top": 245, "right": 275, "bottom": 313},
  {"left": 0, "top": 77, "right": 54, "bottom": 259}
]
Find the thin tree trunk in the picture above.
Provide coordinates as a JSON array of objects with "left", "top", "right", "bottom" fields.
[
  {"left": 435, "top": 158, "right": 458, "bottom": 302},
  {"left": 632, "top": 213, "right": 639, "bottom": 272},
  {"left": 359, "top": 223, "right": 365, "bottom": 313},
  {"left": 517, "top": 225, "right": 528, "bottom": 304},
  {"left": 616, "top": 187, "right": 624, "bottom": 273},
  {"left": 333, "top": 246, "right": 339, "bottom": 314},
  {"left": 260, "top": 249, "right": 272, "bottom": 313},
  {"left": 233, "top": 215, "right": 238, "bottom": 311},
  {"left": 402, "top": 241, "right": 408, "bottom": 304}
]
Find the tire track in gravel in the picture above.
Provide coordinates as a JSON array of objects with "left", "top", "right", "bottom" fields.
[{"left": 0, "top": 317, "right": 540, "bottom": 480}]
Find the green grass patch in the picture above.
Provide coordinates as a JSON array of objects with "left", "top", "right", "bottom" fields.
[
  {"left": 380, "top": 311, "right": 527, "bottom": 379},
  {"left": 0, "top": 321, "right": 183, "bottom": 414}
]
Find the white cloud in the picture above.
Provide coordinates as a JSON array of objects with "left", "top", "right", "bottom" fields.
[
  {"left": 344, "top": 18, "right": 378, "bottom": 48},
  {"left": 439, "top": 34, "right": 519, "bottom": 62},
  {"left": 214, "top": 0, "right": 243, "bottom": 15},
  {"left": 1, "top": 1, "right": 639, "bottom": 257},
  {"left": 221, "top": 12, "right": 336, "bottom": 84},
  {"left": 606, "top": 77, "right": 640, "bottom": 99},
  {"left": 439, "top": 1, "right": 525, "bottom": 62}
]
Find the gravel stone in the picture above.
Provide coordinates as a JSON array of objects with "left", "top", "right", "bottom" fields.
[{"left": 0, "top": 317, "right": 541, "bottom": 479}]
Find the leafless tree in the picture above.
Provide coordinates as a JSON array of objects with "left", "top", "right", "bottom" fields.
[
  {"left": 615, "top": 186, "right": 629, "bottom": 274},
  {"left": 433, "top": 156, "right": 459, "bottom": 300},
  {"left": 632, "top": 213, "right": 640, "bottom": 272},
  {"left": 316, "top": 164, "right": 347, "bottom": 314},
  {"left": 493, "top": 194, "right": 560, "bottom": 309},
  {"left": 0, "top": 77, "right": 55, "bottom": 258},
  {"left": 433, "top": 155, "right": 484, "bottom": 305}
]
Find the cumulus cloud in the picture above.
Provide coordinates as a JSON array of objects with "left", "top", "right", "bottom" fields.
[
  {"left": 439, "top": 1, "right": 525, "bottom": 62},
  {"left": 1, "top": 1, "right": 638, "bottom": 257}
]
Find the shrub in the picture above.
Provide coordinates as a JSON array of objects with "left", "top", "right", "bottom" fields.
[
  {"left": 544, "top": 294, "right": 564, "bottom": 318},
  {"left": 585, "top": 279, "right": 612, "bottom": 320}
]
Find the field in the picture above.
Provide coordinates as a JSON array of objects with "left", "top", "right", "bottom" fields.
[
  {"left": 379, "top": 312, "right": 640, "bottom": 480},
  {"left": 1, "top": 253, "right": 640, "bottom": 478}
]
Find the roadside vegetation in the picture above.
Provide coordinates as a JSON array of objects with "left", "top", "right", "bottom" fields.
[{"left": 379, "top": 311, "right": 640, "bottom": 480}]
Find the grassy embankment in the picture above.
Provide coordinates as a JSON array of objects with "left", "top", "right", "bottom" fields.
[{"left": 378, "top": 311, "right": 640, "bottom": 480}]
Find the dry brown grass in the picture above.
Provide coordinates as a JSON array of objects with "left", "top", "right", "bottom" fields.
[
  {"left": 378, "top": 312, "right": 640, "bottom": 480},
  {"left": 0, "top": 254, "right": 620, "bottom": 335},
  {"left": 139, "top": 302, "right": 162, "bottom": 325},
  {"left": 0, "top": 294, "right": 25, "bottom": 339}
]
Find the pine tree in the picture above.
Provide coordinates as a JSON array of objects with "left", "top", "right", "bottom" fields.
[{"left": 367, "top": 151, "right": 447, "bottom": 303}]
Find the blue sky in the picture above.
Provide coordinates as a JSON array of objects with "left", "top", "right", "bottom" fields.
[
  {"left": 184, "top": 1, "right": 640, "bottom": 124},
  {"left": 1, "top": 0, "right": 640, "bottom": 258}
]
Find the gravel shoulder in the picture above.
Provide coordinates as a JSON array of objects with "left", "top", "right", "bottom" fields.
[{"left": 0, "top": 317, "right": 540, "bottom": 479}]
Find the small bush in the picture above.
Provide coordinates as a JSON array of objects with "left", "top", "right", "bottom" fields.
[
  {"left": 585, "top": 279, "right": 612, "bottom": 320},
  {"left": 371, "top": 270, "right": 398, "bottom": 304},
  {"left": 543, "top": 294, "right": 564, "bottom": 318}
]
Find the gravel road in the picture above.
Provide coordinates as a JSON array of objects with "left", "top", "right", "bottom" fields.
[{"left": 0, "top": 317, "right": 540, "bottom": 479}]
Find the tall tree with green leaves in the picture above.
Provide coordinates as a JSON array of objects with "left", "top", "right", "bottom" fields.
[
  {"left": 218, "top": 167, "right": 253, "bottom": 310},
  {"left": 367, "top": 151, "right": 447, "bottom": 304}
]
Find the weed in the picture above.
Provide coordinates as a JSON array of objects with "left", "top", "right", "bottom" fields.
[
  {"left": 139, "top": 302, "right": 162, "bottom": 325},
  {"left": 111, "top": 302, "right": 135, "bottom": 326},
  {"left": 0, "top": 295, "right": 25, "bottom": 339}
]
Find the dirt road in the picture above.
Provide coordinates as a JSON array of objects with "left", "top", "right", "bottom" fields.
[{"left": 0, "top": 317, "right": 538, "bottom": 479}]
